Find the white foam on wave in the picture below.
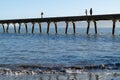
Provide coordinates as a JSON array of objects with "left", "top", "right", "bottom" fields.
[{"left": 65, "top": 68, "right": 83, "bottom": 74}]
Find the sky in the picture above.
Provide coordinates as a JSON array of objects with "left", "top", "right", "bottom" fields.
[{"left": 0, "top": 0, "right": 120, "bottom": 19}]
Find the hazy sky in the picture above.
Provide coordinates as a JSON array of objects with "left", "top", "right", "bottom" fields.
[{"left": 0, "top": 0, "right": 120, "bottom": 19}]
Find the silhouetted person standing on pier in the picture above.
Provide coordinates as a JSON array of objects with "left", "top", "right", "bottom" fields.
[
  {"left": 90, "top": 8, "right": 93, "bottom": 16},
  {"left": 85, "top": 9, "right": 88, "bottom": 16},
  {"left": 41, "top": 12, "right": 44, "bottom": 18}
]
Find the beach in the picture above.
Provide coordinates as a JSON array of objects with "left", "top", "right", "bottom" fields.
[{"left": 0, "top": 72, "right": 120, "bottom": 80}]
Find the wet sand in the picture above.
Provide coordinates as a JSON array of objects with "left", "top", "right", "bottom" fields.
[
  {"left": 0, "top": 65, "right": 120, "bottom": 80},
  {"left": 0, "top": 72, "right": 120, "bottom": 80}
]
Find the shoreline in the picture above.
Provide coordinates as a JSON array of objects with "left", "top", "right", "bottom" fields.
[
  {"left": 0, "top": 63, "right": 119, "bottom": 75},
  {"left": 0, "top": 72, "right": 120, "bottom": 80}
]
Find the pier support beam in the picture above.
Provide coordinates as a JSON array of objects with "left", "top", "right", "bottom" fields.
[
  {"left": 94, "top": 21, "right": 98, "bottom": 34},
  {"left": 25, "top": 23, "right": 28, "bottom": 33},
  {"left": 2, "top": 24, "right": 5, "bottom": 32},
  {"left": 32, "top": 23, "right": 35, "bottom": 34},
  {"left": 13, "top": 23, "right": 16, "bottom": 33},
  {"left": 18, "top": 23, "right": 21, "bottom": 33},
  {"left": 6, "top": 23, "right": 9, "bottom": 33},
  {"left": 112, "top": 20, "right": 116, "bottom": 35},
  {"left": 87, "top": 21, "right": 90, "bottom": 34},
  {"left": 54, "top": 22, "right": 58, "bottom": 34},
  {"left": 39, "top": 23, "right": 42, "bottom": 33},
  {"left": 47, "top": 22, "right": 50, "bottom": 34},
  {"left": 72, "top": 21, "right": 76, "bottom": 34},
  {"left": 65, "top": 21, "right": 69, "bottom": 34}
]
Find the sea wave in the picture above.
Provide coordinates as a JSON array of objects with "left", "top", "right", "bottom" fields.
[{"left": 0, "top": 63, "right": 120, "bottom": 75}]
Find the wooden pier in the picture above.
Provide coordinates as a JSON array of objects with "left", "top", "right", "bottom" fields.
[{"left": 0, "top": 14, "right": 120, "bottom": 35}]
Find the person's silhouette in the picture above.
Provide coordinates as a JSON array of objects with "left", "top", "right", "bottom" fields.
[
  {"left": 90, "top": 8, "right": 93, "bottom": 16},
  {"left": 85, "top": 9, "right": 87, "bottom": 16},
  {"left": 41, "top": 12, "right": 44, "bottom": 18}
]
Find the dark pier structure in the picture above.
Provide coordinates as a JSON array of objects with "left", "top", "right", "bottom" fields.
[{"left": 0, "top": 14, "right": 120, "bottom": 35}]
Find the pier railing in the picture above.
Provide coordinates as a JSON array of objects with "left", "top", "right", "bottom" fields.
[{"left": 0, "top": 14, "right": 120, "bottom": 35}]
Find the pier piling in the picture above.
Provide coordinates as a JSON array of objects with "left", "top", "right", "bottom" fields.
[
  {"left": 65, "top": 21, "right": 69, "bottom": 34},
  {"left": 13, "top": 23, "right": 16, "bottom": 33},
  {"left": 2, "top": 24, "right": 5, "bottom": 32},
  {"left": 25, "top": 23, "right": 28, "bottom": 33},
  {"left": 94, "top": 21, "right": 98, "bottom": 34},
  {"left": 32, "top": 23, "right": 35, "bottom": 34},
  {"left": 39, "top": 23, "right": 42, "bottom": 33},
  {"left": 54, "top": 22, "right": 58, "bottom": 34},
  {"left": 6, "top": 23, "right": 9, "bottom": 33},
  {"left": 47, "top": 22, "right": 50, "bottom": 34},
  {"left": 72, "top": 21, "right": 76, "bottom": 34},
  {"left": 87, "top": 21, "right": 90, "bottom": 34},
  {"left": 18, "top": 23, "right": 21, "bottom": 33},
  {"left": 112, "top": 20, "right": 116, "bottom": 35}
]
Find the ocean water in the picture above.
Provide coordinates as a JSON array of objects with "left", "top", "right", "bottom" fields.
[{"left": 0, "top": 25, "right": 120, "bottom": 79}]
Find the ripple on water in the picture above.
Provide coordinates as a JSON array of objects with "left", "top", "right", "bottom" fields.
[{"left": 0, "top": 28, "right": 119, "bottom": 72}]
